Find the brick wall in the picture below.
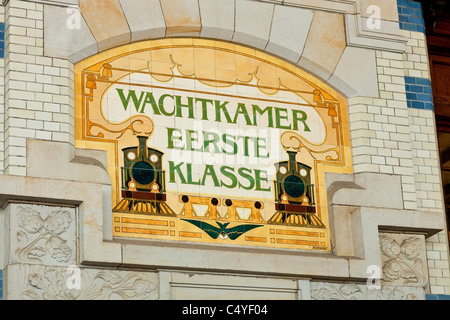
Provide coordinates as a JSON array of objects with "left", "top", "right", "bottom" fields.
[
  {"left": 4, "top": 1, "right": 74, "bottom": 176},
  {"left": 396, "top": 0, "right": 450, "bottom": 295},
  {"left": 0, "top": 269, "right": 3, "bottom": 299},
  {"left": 398, "top": 0, "right": 426, "bottom": 33},
  {"left": 0, "top": 6, "right": 4, "bottom": 175}
]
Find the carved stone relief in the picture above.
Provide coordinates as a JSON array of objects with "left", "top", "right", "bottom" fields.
[
  {"left": 379, "top": 233, "right": 428, "bottom": 287},
  {"left": 6, "top": 264, "right": 158, "bottom": 300},
  {"left": 310, "top": 282, "right": 425, "bottom": 300},
  {"left": 9, "top": 204, "right": 76, "bottom": 266}
]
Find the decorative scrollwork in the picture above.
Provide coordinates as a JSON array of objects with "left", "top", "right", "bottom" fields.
[{"left": 280, "top": 131, "right": 340, "bottom": 162}]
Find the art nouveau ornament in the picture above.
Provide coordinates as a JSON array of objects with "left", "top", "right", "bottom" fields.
[{"left": 75, "top": 38, "right": 352, "bottom": 251}]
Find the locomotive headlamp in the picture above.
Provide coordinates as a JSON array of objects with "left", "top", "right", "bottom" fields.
[
  {"left": 127, "top": 151, "right": 136, "bottom": 161},
  {"left": 279, "top": 166, "right": 287, "bottom": 175},
  {"left": 300, "top": 168, "right": 308, "bottom": 177},
  {"left": 151, "top": 182, "right": 159, "bottom": 192},
  {"left": 150, "top": 154, "right": 159, "bottom": 163},
  {"left": 128, "top": 180, "right": 136, "bottom": 190}
]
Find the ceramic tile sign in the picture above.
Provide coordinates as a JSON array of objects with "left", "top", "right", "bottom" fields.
[{"left": 75, "top": 39, "right": 352, "bottom": 251}]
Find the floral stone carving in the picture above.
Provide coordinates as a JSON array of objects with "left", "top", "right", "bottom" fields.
[
  {"left": 10, "top": 204, "right": 76, "bottom": 266},
  {"left": 310, "top": 282, "right": 425, "bottom": 300},
  {"left": 379, "top": 233, "right": 428, "bottom": 287},
  {"left": 22, "top": 266, "right": 158, "bottom": 300}
]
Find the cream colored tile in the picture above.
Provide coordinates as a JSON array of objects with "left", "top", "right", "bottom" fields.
[
  {"left": 328, "top": 46, "right": 379, "bottom": 98},
  {"left": 233, "top": 0, "right": 274, "bottom": 50},
  {"left": 199, "top": 0, "right": 234, "bottom": 40},
  {"left": 43, "top": 5, "right": 98, "bottom": 63},
  {"left": 266, "top": 5, "right": 314, "bottom": 64},
  {"left": 160, "top": 0, "right": 201, "bottom": 36},
  {"left": 298, "top": 11, "right": 346, "bottom": 81},
  {"left": 119, "top": 0, "right": 166, "bottom": 42},
  {"left": 80, "top": 0, "right": 131, "bottom": 52}
]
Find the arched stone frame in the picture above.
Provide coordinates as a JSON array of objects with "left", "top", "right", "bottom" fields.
[
  {"left": 30, "top": 0, "right": 445, "bottom": 282},
  {"left": 44, "top": 0, "right": 394, "bottom": 99}
]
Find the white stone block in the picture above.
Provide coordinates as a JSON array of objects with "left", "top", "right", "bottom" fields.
[
  {"left": 233, "top": 0, "right": 274, "bottom": 50},
  {"left": 265, "top": 5, "right": 314, "bottom": 64},
  {"left": 119, "top": 0, "right": 166, "bottom": 42},
  {"left": 43, "top": 5, "right": 98, "bottom": 63},
  {"left": 6, "top": 166, "right": 27, "bottom": 176},
  {"left": 299, "top": 10, "right": 346, "bottom": 81},
  {"left": 9, "top": 16, "right": 36, "bottom": 28},
  {"left": 5, "top": 264, "right": 158, "bottom": 300},
  {"left": 27, "top": 10, "right": 43, "bottom": 21},
  {"left": 199, "top": 0, "right": 235, "bottom": 40}
]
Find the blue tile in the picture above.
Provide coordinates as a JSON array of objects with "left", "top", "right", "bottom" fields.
[
  {"left": 416, "top": 78, "right": 431, "bottom": 86},
  {"left": 409, "top": 15, "right": 424, "bottom": 25},
  {"left": 397, "top": 0, "right": 409, "bottom": 8},
  {"left": 409, "top": 85, "right": 424, "bottom": 93},
  {"left": 418, "top": 93, "right": 433, "bottom": 102},
  {"left": 406, "top": 92, "right": 417, "bottom": 100},
  {"left": 402, "top": 23, "right": 417, "bottom": 31},
  {"left": 397, "top": 1, "right": 425, "bottom": 33},
  {"left": 405, "top": 76, "right": 435, "bottom": 111},
  {"left": 424, "top": 102, "right": 434, "bottom": 110},
  {"left": 0, "top": 22, "right": 4, "bottom": 60},
  {"left": 409, "top": 1, "right": 422, "bottom": 9},
  {"left": 426, "top": 294, "right": 438, "bottom": 300},
  {"left": 412, "top": 101, "right": 425, "bottom": 109},
  {"left": 399, "top": 14, "right": 410, "bottom": 22},
  {"left": 437, "top": 294, "right": 450, "bottom": 300},
  {"left": 404, "top": 76, "right": 416, "bottom": 84},
  {"left": 402, "top": 7, "right": 415, "bottom": 15},
  {"left": 416, "top": 24, "right": 426, "bottom": 33}
]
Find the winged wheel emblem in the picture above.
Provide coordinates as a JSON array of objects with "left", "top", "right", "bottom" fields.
[{"left": 182, "top": 219, "right": 263, "bottom": 240}]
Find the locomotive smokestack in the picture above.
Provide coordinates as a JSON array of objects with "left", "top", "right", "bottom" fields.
[
  {"left": 287, "top": 150, "right": 297, "bottom": 173},
  {"left": 137, "top": 135, "right": 149, "bottom": 158}
]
